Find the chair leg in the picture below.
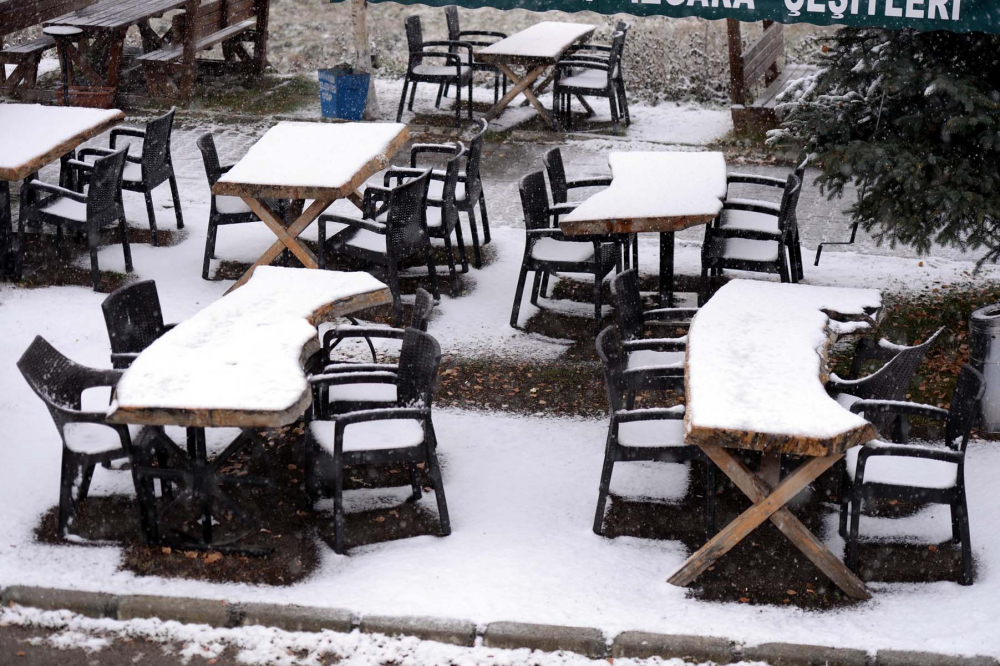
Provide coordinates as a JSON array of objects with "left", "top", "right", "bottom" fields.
[
  {"left": 593, "top": 436, "right": 615, "bottom": 535},
  {"left": 119, "top": 214, "right": 133, "bottom": 273},
  {"left": 847, "top": 490, "right": 862, "bottom": 571},
  {"left": 143, "top": 190, "right": 159, "bottom": 247},
  {"left": 77, "top": 461, "right": 97, "bottom": 503},
  {"left": 331, "top": 451, "right": 345, "bottom": 554},
  {"left": 454, "top": 220, "right": 470, "bottom": 274},
  {"left": 593, "top": 267, "right": 603, "bottom": 337},
  {"left": 435, "top": 82, "right": 445, "bottom": 108},
  {"left": 408, "top": 463, "right": 422, "bottom": 502},
  {"left": 608, "top": 89, "right": 620, "bottom": 134},
  {"left": 468, "top": 77, "right": 473, "bottom": 120},
  {"left": 956, "top": 489, "right": 973, "bottom": 585},
  {"left": 408, "top": 81, "right": 418, "bottom": 111},
  {"left": 539, "top": 270, "right": 550, "bottom": 298},
  {"left": 454, "top": 83, "right": 461, "bottom": 128},
  {"left": 425, "top": 422, "right": 451, "bottom": 536},
  {"left": 479, "top": 192, "right": 491, "bottom": 245},
  {"left": 88, "top": 222, "right": 101, "bottom": 291},
  {"left": 424, "top": 247, "right": 441, "bottom": 301},
  {"left": 839, "top": 464, "right": 850, "bottom": 539},
  {"left": 530, "top": 270, "right": 542, "bottom": 306},
  {"left": 387, "top": 263, "right": 404, "bottom": 326},
  {"left": 617, "top": 78, "right": 631, "bottom": 126},
  {"left": 443, "top": 232, "right": 459, "bottom": 295},
  {"left": 168, "top": 174, "right": 184, "bottom": 229},
  {"left": 465, "top": 207, "right": 482, "bottom": 268},
  {"left": 510, "top": 263, "right": 530, "bottom": 328},
  {"left": 493, "top": 70, "right": 500, "bottom": 105},
  {"left": 632, "top": 233, "right": 638, "bottom": 270},
  {"left": 202, "top": 218, "right": 217, "bottom": 280},
  {"left": 397, "top": 79, "right": 410, "bottom": 122},
  {"left": 58, "top": 449, "right": 81, "bottom": 538}
]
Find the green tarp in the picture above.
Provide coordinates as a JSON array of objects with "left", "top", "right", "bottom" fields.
[{"left": 355, "top": 0, "right": 1000, "bottom": 34}]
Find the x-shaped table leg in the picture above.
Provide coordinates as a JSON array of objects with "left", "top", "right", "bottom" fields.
[
  {"left": 226, "top": 196, "right": 334, "bottom": 294},
  {"left": 486, "top": 64, "right": 554, "bottom": 129},
  {"left": 668, "top": 444, "right": 871, "bottom": 600}
]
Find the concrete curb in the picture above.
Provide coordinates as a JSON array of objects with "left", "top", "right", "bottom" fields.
[{"left": 3, "top": 585, "right": 999, "bottom": 666}]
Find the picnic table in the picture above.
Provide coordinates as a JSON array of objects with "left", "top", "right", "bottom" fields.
[
  {"left": 0, "top": 104, "right": 124, "bottom": 280},
  {"left": 213, "top": 121, "right": 410, "bottom": 293},
  {"left": 476, "top": 21, "right": 595, "bottom": 130},
  {"left": 46, "top": 0, "right": 186, "bottom": 90},
  {"left": 560, "top": 151, "right": 727, "bottom": 306},
  {"left": 108, "top": 265, "right": 391, "bottom": 550},
  {"left": 671, "top": 279, "right": 882, "bottom": 600}
]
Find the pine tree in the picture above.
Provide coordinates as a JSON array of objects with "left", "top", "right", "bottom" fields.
[{"left": 769, "top": 28, "right": 1000, "bottom": 264}]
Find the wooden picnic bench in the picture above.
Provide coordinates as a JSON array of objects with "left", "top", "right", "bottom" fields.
[
  {"left": 137, "top": 0, "right": 269, "bottom": 97},
  {"left": 726, "top": 20, "right": 819, "bottom": 133},
  {"left": 0, "top": 0, "right": 96, "bottom": 94}
]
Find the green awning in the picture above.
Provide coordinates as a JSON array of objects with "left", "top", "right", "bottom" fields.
[{"left": 352, "top": 0, "right": 1000, "bottom": 34}]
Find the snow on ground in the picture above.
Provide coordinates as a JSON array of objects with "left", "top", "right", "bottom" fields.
[{"left": 3, "top": 100, "right": 1000, "bottom": 659}]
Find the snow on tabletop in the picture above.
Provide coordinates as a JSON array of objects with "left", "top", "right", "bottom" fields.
[
  {"left": 112, "top": 266, "right": 386, "bottom": 415},
  {"left": 686, "top": 280, "right": 882, "bottom": 440},
  {"left": 478, "top": 22, "right": 596, "bottom": 60},
  {"left": 0, "top": 104, "right": 122, "bottom": 174},
  {"left": 216, "top": 121, "right": 406, "bottom": 190},
  {"left": 563, "top": 152, "right": 727, "bottom": 223}
]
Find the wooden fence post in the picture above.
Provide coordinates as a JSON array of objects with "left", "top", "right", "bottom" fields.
[
  {"left": 351, "top": 0, "right": 379, "bottom": 120},
  {"left": 179, "top": 0, "right": 198, "bottom": 102},
  {"left": 726, "top": 19, "right": 746, "bottom": 107}
]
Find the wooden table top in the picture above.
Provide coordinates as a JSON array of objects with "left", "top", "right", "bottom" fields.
[
  {"left": 560, "top": 152, "right": 728, "bottom": 236},
  {"left": 477, "top": 21, "right": 595, "bottom": 67},
  {"left": 46, "top": 0, "right": 185, "bottom": 30},
  {"left": 685, "top": 280, "right": 883, "bottom": 457},
  {"left": 214, "top": 121, "right": 410, "bottom": 201},
  {"left": 0, "top": 105, "right": 124, "bottom": 181},
  {"left": 108, "top": 267, "right": 391, "bottom": 428}
]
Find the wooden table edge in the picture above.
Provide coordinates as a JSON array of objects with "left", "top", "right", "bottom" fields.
[
  {"left": 108, "top": 285, "right": 392, "bottom": 429},
  {"left": 475, "top": 25, "right": 596, "bottom": 67},
  {"left": 0, "top": 110, "right": 125, "bottom": 182},
  {"left": 560, "top": 212, "right": 718, "bottom": 236},
  {"left": 212, "top": 125, "right": 411, "bottom": 201}
]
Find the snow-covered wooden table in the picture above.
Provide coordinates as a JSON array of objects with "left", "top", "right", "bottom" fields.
[
  {"left": 477, "top": 21, "right": 595, "bottom": 130},
  {"left": 107, "top": 266, "right": 390, "bottom": 550},
  {"left": 213, "top": 121, "right": 410, "bottom": 292},
  {"left": 560, "top": 151, "right": 727, "bottom": 306},
  {"left": 0, "top": 104, "right": 124, "bottom": 280},
  {"left": 671, "top": 280, "right": 882, "bottom": 600}
]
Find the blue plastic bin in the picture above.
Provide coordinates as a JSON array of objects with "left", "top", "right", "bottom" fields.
[{"left": 318, "top": 67, "right": 370, "bottom": 121}]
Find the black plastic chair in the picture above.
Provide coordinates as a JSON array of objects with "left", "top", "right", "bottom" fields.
[
  {"left": 384, "top": 143, "right": 469, "bottom": 295},
  {"left": 17, "top": 336, "right": 135, "bottom": 538},
  {"left": 306, "top": 328, "right": 450, "bottom": 554},
  {"left": 438, "top": 5, "right": 506, "bottom": 106},
  {"left": 197, "top": 133, "right": 288, "bottom": 280},
  {"left": 318, "top": 169, "right": 440, "bottom": 326},
  {"left": 79, "top": 108, "right": 183, "bottom": 247},
  {"left": 610, "top": 269, "right": 694, "bottom": 405},
  {"left": 842, "top": 364, "right": 985, "bottom": 585},
  {"left": 542, "top": 146, "right": 629, "bottom": 291},
  {"left": 102, "top": 280, "right": 177, "bottom": 369},
  {"left": 315, "top": 287, "right": 436, "bottom": 414},
  {"left": 700, "top": 173, "right": 803, "bottom": 302},
  {"left": 411, "top": 118, "right": 491, "bottom": 268},
  {"left": 721, "top": 158, "right": 808, "bottom": 281},
  {"left": 828, "top": 327, "right": 944, "bottom": 443},
  {"left": 593, "top": 325, "right": 715, "bottom": 539},
  {"left": 509, "top": 171, "right": 618, "bottom": 337},
  {"left": 21, "top": 148, "right": 131, "bottom": 291},
  {"left": 553, "top": 29, "right": 629, "bottom": 131},
  {"left": 397, "top": 15, "right": 473, "bottom": 127}
]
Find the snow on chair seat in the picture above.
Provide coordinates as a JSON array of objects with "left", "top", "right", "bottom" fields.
[
  {"left": 618, "top": 415, "right": 687, "bottom": 448},
  {"left": 309, "top": 419, "right": 424, "bottom": 453},
  {"left": 719, "top": 237, "right": 781, "bottom": 263},
  {"left": 720, "top": 206, "right": 781, "bottom": 233},
  {"left": 412, "top": 64, "right": 472, "bottom": 77},
  {"left": 428, "top": 178, "right": 466, "bottom": 202},
  {"left": 845, "top": 442, "right": 958, "bottom": 490},
  {"left": 63, "top": 422, "right": 129, "bottom": 455},
  {"left": 626, "top": 348, "right": 685, "bottom": 372},
  {"left": 530, "top": 237, "right": 595, "bottom": 263},
  {"left": 558, "top": 67, "right": 617, "bottom": 89},
  {"left": 40, "top": 197, "right": 87, "bottom": 222},
  {"left": 327, "top": 382, "right": 398, "bottom": 405}
]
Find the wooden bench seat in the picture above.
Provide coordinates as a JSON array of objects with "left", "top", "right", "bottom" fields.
[
  {"left": 2, "top": 34, "right": 56, "bottom": 57},
  {"left": 137, "top": 18, "right": 256, "bottom": 64},
  {"left": 0, "top": 0, "right": 95, "bottom": 93}
]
